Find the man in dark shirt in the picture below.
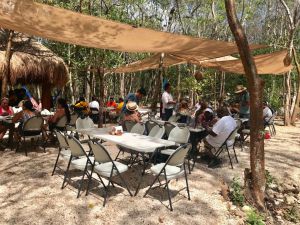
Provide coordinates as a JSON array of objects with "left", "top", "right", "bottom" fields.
[{"left": 121, "top": 87, "right": 147, "bottom": 113}]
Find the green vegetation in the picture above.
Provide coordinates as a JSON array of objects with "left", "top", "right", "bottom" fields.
[
  {"left": 265, "top": 170, "right": 277, "bottom": 188},
  {"left": 245, "top": 208, "right": 265, "bottom": 225},
  {"left": 229, "top": 177, "right": 245, "bottom": 207}
]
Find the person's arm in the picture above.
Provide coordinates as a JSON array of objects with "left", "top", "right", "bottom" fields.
[{"left": 12, "top": 111, "right": 23, "bottom": 123}]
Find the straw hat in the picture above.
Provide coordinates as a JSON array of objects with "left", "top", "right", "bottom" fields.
[
  {"left": 235, "top": 85, "right": 247, "bottom": 94},
  {"left": 126, "top": 102, "right": 138, "bottom": 112}
]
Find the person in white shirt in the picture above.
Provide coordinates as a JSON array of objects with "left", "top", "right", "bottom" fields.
[
  {"left": 263, "top": 102, "right": 272, "bottom": 124},
  {"left": 161, "top": 83, "right": 176, "bottom": 121},
  {"left": 202, "top": 107, "right": 236, "bottom": 167},
  {"left": 89, "top": 96, "right": 99, "bottom": 111},
  {"left": 89, "top": 96, "right": 100, "bottom": 123}
]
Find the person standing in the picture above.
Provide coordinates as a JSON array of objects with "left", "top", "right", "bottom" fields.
[
  {"left": 235, "top": 85, "right": 250, "bottom": 119},
  {"left": 161, "top": 83, "right": 176, "bottom": 121},
  {"left": 121, "top": 87, "right": 147, "bottom": 113}
]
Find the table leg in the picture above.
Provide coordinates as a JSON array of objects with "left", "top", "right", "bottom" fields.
[
  {"left": 8, "top": 124, "right": 14, "bottom": 149},
  {"left": 134, "top": 153, "right": 148, "bottom": 196}
]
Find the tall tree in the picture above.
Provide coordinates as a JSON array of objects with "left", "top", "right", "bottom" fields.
[
  {"left": 225, "top": 0, "right": 266, "bottom": 211},
  {"left": 1, "top": 30, "right": 13, "bottom": 97}
]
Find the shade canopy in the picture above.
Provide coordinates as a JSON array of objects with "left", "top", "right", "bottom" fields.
[
  {"left": 0, "top": 0, "right": 263, "bottom": 58},
  {"left": 0, "top": 34, "right": 68, "bottom": 87},
  {"left": 110, "top": 50, "right": 292, "bottom": 75}
]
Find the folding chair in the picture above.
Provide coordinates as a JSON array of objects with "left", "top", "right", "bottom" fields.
[
  {"left": 235, "top": 119, "right": 244, "bottom": 151},
  {"left": 61, "top": 135, "right": 94, "bottom": 198},
  {"left": 144, "top": 144, "right": 192, "bottom": 211},
  {"left": 86, "top": 141, "right": 132, "bottom": 206},
  {"left": 265, "top": 113, "right": 276, "bottom": 136},
  {"left": 129, "top": 122, "right": 145, "bottom": 134},
  {"left": 168, "top": 115, "right": 180, "bottom": 122},
  {"left": 124, "top": 120, "right": 136, "bottom": 132},
  {"left": 145, "top": 120, "right": 158, "bottom": 135},
  {"left": 148, "top": 125, "right": 165, "bottom": 139},
  {"left": 208, "top": 128, "right": 239, "bottom": 169},
  {"left": 54, "top": 115, "right": 68, "bottom": 132},
  {"left": 164, "top": 122, "right": 176, "bottom": 139},
  {"left": 52, "top": 130, "right": 71, "bottom": 175},
  {"left": 16, "top": 116, "right": 45, "bottom": 156},
  {"left": 75, "top": 117, "right": 94, "bottom": 142},
  {"left": 66, "top": 114, "right": 78, "bottom": 133}
]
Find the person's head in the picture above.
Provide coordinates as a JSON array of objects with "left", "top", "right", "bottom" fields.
[
  {"left": 136, "top": 87, "right": 147, "bottom": 100},
  {"left": 79, "top": 96, "right": 85, "bottom": 102},
  {"left": 119, "top": 97, "right": 124, "bottom": 103},
  {"left": 203, "top": 108, "right": 214, "bottom": 121},
  {"left": 92, "top": 96, "right": 97, "bottom": 101},
  {"left": 263, "top": 101, "right": 268, "bottom": 108},
  {"left": 1, "top": 98, "right": 9, "bottom": 109},
  {"left": 22, "top": 100, "right": 34, "bottom": 111},
  {"left": 235, "top": 85, "right": 247, "bottom": 95},
  {"left": 126, "top": 101, "right": 138, "bottom": 113},
  {"left": 57, "top": 98, "right": 71, "bottom": 122},
  {"left": 216, "top": 107, "right": 229, "bottom": 118},
  {"left": 180, "top": 100, "right": 188, "bottom": 109},
  {"left": 164, "top": 83, "right": 171, "bottom": 93},
  {"left": 109, "top": 96, "right": 114, "bottom": 102}
]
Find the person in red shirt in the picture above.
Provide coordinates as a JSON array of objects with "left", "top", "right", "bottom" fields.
[
  {"left": 106, "top": 97, "right": 117, "bottom": 108},
  {"left": 0, "top": 98, "right": 14, "bottom": 140}
]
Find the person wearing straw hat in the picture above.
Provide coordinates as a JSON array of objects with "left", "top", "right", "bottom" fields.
[
  {"left": 123, "top": 101, "right": 141, "bottom": 125},
  {"left": 235, "top": 85, "right": 250, "bottom": 119}
]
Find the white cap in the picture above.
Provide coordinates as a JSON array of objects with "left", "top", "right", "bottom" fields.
[{"left": 204, "top": 108, "right": 213, "bottom": 114}]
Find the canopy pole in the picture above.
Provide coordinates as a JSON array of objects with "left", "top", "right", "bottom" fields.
[
  {"left": 41, "top": 82, "right": 52, "bottom": 110},
  {"left": 151, "top": 53, "right": 164, "bottom": 113}
]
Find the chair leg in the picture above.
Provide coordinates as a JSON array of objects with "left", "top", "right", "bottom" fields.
[
  {"left": 272, "top": 124, "right": 276, "bottom": 135},
  {"left": 77, "top": 163, "right": 88, "bottom": 198},
  {"left": 24, "top": 137, "right": 28, "bottom": 156},
  {"left": 115, "top": 149, "right": 122, "bottom": 161},
  {"left": 226, "top": 146, "right": 233, "bottom": 169},
  {"left": 233, "top": 145, "right": 238, "bottom": 163},
  {"left": 117, "top": 171, "right": 132, "bottom": 196},
  {"left": 85, "top": 165, "right": 95, "bottom": 196},
  {"left": 143, "top": 173, "right": 160, "bottom": 197},
  {"left": 61, "top": 156, "right": 72, "bottom": 189},
  {"left": 183, "top": 163, "right": 191, "bottom": 200},
  {"left": 164, "top": 171, "right": 173, "bottom": 211},
  {"left": 52, "top": 148, "right": 61, "bottom": 176}
]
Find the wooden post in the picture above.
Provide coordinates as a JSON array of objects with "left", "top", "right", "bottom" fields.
[
  {"left": 1, "top": 30, "right": 14, "bottom": 97},
  {"left": 151, "top": 53, "right": 164, "bottom": 112},
  {"left": 97, "top": 67, "right": 105, "bottom": 128},
  {"left": 41, "top": 82, "right": 52, "bottom": 110},
  {"left": 225, "top": 0, "right": 265, "bottom": 211}
]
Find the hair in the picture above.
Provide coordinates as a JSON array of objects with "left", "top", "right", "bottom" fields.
[
  {"left": 216, "top": 107, "right": 229, "bottom": 117},
  {"left": 164, "top": 83, "right": 171, "bottom": 91},
  {"left": 79, "top": 96, "right": 85, "bottom": 102},
  {"left": 119, "top": 97, "right": 124, "bottom": 102},
  {"left": 92, "top": 96, "right": 98, "bottom": 101},
  {"left": 57, "top": 98, "right": 71, "bottom": 123},
  {"left": 137, "top": 87, "right": 147, "bottom": 96},
  {"left": 23, "top": 100, "right": 34, "bottom": 111},
  {"left": 1, "top": 97, "right": 9, "bottom": 103}
]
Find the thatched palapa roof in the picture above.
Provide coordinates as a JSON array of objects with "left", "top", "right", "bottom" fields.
[{"left": 0, "top": 33, "right": 68, "bottom": 87}]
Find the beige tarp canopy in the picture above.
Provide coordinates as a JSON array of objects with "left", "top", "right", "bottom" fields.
[
  {"left": 198, "top": 50, "right": 292, "bottom": 75},
  {"left": 0, "top": 0, "right": 263, "bottom": 58},
  {"left": 110, "top": 50, "right": 292, "bottom": 75}
]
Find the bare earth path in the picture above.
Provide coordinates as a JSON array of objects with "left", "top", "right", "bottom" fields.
[{"left": 0, "top": 123, "right": 299, "bottom": 225}]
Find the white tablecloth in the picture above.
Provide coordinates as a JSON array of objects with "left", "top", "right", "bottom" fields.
[{"left": 77, "top": 128, "right": 176, "bottom": 153}]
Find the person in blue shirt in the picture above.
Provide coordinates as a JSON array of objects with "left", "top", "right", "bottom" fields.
[
  {"left": 235, "top": 85, "right": 250, "bottom": 119},
  {"left": 121, "top": 87, "right": 147, "bottom": 112}
]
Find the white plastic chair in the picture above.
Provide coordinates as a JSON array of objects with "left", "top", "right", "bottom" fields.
[
  {"left": 52, "top": 130, "right": 71, "bottom": 175},
  {"left": 87, "top": 141, "right": 132, "bottom": 206},
  {"left": 75, "top": 117, "right": 94, "bottom": 130},
  {"left": 148, "top": 125, "right": 165, "bottom": 139},
  {"left": 144, "top": 144, "right": 192, "bottom": 211},
  {"left": 55, "top": 115, "right": 68, "bottom": 131},
  {"left": 62, "top": 135, "right": 94, "bottom": 198},
  {"left": 66, "top": 114, "right": 78, "bottom": 133},
  {"left": 168, "top": 115, "right": 180, "bottom": 122},
  {"left": 130, "top": 123, "right": 145, "bottom": 135},
  {"left": 160, "top": 126, "right": 190, "bottom": 155}
]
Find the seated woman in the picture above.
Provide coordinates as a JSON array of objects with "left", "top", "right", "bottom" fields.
[
  {"left": 0, "top": 98, "right": 14, "bottom": 140},
  {"left": 122, "top": 102, "right": 141, "bottom": 130},
  {"left": 12, "top": 100, "right": 37, "bottom": 136},
  {"left": 47, "top": 98, "right": 71, "bottom": 131},
  {"left": 198, "top": 108, "right": 218, "bottom": 128},
  {"left": 177, "top": 100, "right": 190, "bottom": 123}
]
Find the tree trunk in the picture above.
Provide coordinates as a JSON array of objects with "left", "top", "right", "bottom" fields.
[
  {"left": 225, "top": 0, "right": 266, "bottom": 211},
  {"left": 291, "top": 48, "right": 300, "bottom": 125},
  {"left": 2, "top": 30, "right": 13, "bottom": 97},
  {"left": 176, "top": 65, "right": 181, "bottom": 102},
  {"left": 284, "top": 72, "right": 291, "bottom": 125},
  {"left": 67, "top": 44, "right": 75, "bottom": 104},
  {"left": 97, "top": 67, "right": 105, "bottom": 128},
  {"left": 41, "top": 82, "right": 52, "bottom": 110},
  {"left": 151, "top": 53, "right": 164, "bottom": 112}
]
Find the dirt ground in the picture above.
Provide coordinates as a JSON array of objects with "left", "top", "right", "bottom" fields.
[{"left": 0, "top": 122, "right": 299, "bottom": 225}]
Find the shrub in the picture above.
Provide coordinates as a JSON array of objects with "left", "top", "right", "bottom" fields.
[
  {"left": 245, "top": 209, "right": 265, "bottom": 225},
  {"left": 229, "top": 177, "right": 245, "bottom": 206}
]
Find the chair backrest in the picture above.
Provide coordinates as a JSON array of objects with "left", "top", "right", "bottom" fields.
[
  {"left": 56, "top": 115, "right": 68, "bottom": 128},
  {"left": 235, "top": 119, "right": 242, "bottom": 129},
  {"left": 164, "top": 122, "right": 176, "bottom": 138},
  {"left": 168, "top": 126, "right": 190, "bottom": 144},
  {"left": 167, "top": 144, "right": 191, "bottom": 167},
  {"left": 130, "top": 123, "right": 145, "bottom": 134},
  {"left": 90, "top": 107, "right": 99, "bottom": 114},
  {"left": 12, "top": 106, "right": 22, "bottom": 114},
  {"left": 267, "top": 113, "right": 276, "bottom": 124},
  {"left": 23, "top": 116, "right": 44, "bottom": 132},
  {"left": 168, "top": 115, "right": 180, "bottom": 122},
  {"left": 69, "top": 114, "right": 78, "bottom": 126},
  {"left": 223, "top": 127, "right": 238, "bottom": 147},
  {"left": 67, "top": 135, "right": 86, "bottom": 157},
  {"left": 54, "top": 130, "right": 69, "bottom": 149},
  {"left": 124, "top": 120, "right": 136, "bottom": 132},
  {"left": 75, "top": 117, "right": 94, "bottom": 130},
  {"left": 148, "top": 125, "right": 165, "bottom": 138},
  {"left": 89, "top": 141, "right": 112, "bottom": 163},
  {"left": 145, "top": 120, "right": 157, "bottom": 134}
]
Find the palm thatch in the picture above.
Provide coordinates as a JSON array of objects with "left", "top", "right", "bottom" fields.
[{"left": 0, "top": 32, "right": 68, "bottom": 87}]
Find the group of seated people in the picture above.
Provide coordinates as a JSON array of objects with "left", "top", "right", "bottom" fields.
[{"left": 0, "top": 96, "right": 71, "bottom": 142}]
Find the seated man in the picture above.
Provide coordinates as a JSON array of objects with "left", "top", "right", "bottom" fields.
[
  {"left": 263, "top": 101, "right": 273, "bottom": 125},
  {"left": 202, "top": 107, "right": 236, "bottom": 167}
]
